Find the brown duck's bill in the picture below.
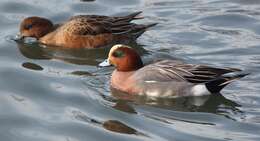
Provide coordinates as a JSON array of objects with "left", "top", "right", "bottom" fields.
[
  {"left": 99, "top": 59, "right": 112, "bottom": 67},
  {"left": 14, "top": 33, "right": 38, "bottom": 44},
  {"left": 14, "top": 33, "right": 24, "bottom": 41}
]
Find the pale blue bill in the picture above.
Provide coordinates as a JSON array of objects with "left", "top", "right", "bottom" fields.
[{"left": 99, "top": 59, "right": 111, "bottom": 67}]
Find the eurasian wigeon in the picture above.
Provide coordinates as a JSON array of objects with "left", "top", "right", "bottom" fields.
[
  {"left": 19, "top": 12, "right": 156, "bottom": 48},
  {"left": 99, "top": 44, "right": 249, "bottom": 97}
]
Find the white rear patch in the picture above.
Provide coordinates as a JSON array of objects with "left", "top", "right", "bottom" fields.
[{"left": 191, "top": 84, "right": 210, "bottom": 96}]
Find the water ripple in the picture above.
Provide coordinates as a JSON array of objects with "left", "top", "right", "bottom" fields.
[{"left": 0, "top": 0, "right": 260, "bottom": 141}]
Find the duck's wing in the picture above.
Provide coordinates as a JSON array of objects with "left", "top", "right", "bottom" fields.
[
  {"left": 70, "top": 11, "right": 143, "bottom": 23},
  {"left": 137, "top": 60, "right": 241, "bottom": 84},
  {"left": 63, "top": 12, "right": 156, "bottom": 37}
]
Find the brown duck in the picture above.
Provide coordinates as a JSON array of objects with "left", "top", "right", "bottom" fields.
[{"left": 19, "top": 12, "right": 156, "bottom": 48}]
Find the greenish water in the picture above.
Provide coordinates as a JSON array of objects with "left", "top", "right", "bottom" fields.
[{"left": 0, "top": 0, "right": 260, "bottom": 141}]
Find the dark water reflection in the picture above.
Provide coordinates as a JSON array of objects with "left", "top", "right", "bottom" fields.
[
  {"left": 111, "top": 89, "right": 241, "bottom": 116},
  {"left": 16, "top": 40, "right": 147, "bottom": 65},
  {"left": 1, "top": 0, "right": 260, "bottom": 141}
]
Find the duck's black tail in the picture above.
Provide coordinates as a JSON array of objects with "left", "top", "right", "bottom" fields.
[{"left": 205, "top": 73, "right": 249, "bottom": 93}]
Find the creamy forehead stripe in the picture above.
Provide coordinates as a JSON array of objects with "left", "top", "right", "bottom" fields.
[{"left": 108, "top": 44, "right": 131, "bottom": 58}]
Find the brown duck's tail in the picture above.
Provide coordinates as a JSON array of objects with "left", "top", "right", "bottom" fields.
[
  {"left": 115, "top": 11, "right": 144, "bottom": 22},
  {"left": 125, "top": 11, "right": 144, "bottom": 20},
  {"left": 144, "top": 23, "right": 158, "bottom": 29},
  {"left": 131, "top": 23, "right": 157, "bottom": 38},
  {"left": 205, "top": 73, "right": 249, "bottom": 93}
]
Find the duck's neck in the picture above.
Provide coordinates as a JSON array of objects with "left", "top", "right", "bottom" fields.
[
  {"left": 111, "top": 70, "right": 137, "bottom": 93},
  {"left": 39, "top": 26, "right": 60, "bottom": 45}
]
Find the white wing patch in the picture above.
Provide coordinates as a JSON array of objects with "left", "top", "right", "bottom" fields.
[
  {"left": 146, "top": 90, "right": 161, "bottom": 97},
  {"left": 145, "top": 80, "right": 157, "bottom": 83},
  {"left": 191, "top": 84, "right": 210, "bottom": 96}
]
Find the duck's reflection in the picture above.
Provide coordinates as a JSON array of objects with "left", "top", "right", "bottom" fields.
[
  {"left": 80, "top": 0, "right": 95, "bottom": 2},
  {"left": 110, "top": 88, "right": 241, "bottom": 114},
  {"left": 113, "top": 101, "right": 137, "bottom": 114},
  {"left": 16, "top": 40, "right": 147, "bottom": 66},
  {"left": 17, "top": 42, "right": 51, "bottom": 60}
]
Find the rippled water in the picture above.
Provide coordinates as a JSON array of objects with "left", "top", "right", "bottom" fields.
[{"left": 1, "top": 0, "right": 260, "bottom": 140}]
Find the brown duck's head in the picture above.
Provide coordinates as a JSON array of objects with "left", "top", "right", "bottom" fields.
[
  {"left": 19, "top": 16, "right": 54, "bottom": 39},
  {"left": 101, "top": 44, "right": 143, "bottom": 71}
]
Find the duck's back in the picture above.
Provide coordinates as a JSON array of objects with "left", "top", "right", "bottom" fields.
[
  {"left": 123, "top": 60, "right": 243, "bottom": 97},
  {"left": 127, "top": 60, "right": 193, "bottom": 97},
  {"left": 40, "top": 12, "right": 156, "bottom": 48}
]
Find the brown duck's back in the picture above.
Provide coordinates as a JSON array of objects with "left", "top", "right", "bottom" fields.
[
  {"left": 40, "top": 30, "right": 116, "bottom": 48},
  {"left": 39, "top": 12, "right": 156, "bottom": 48}
]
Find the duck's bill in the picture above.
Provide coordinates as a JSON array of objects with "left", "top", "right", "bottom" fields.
[
  {"left": 14, "top": 34, "right": 38, "bottom": 44},
  {"left": 14, "top": 33, "right": 24, "bottom": 41},
  {"left": 99, "top": 59, "right": 112, "bottom": 67}
]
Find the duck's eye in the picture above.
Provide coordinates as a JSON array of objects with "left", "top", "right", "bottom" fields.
[
  {"left": 112, "top": 50, "right": 125, "bottom": 58},
  {"left": 24, "top": 24, "right": 33, "bottom": 30}
]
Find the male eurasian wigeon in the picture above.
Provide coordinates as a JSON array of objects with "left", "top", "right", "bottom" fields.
[
  {"left": 99, "top": 44, "right": 249, "bottom": 97},
  {"left": 19, "top": 12, "right": 156, "bottom": 48}
]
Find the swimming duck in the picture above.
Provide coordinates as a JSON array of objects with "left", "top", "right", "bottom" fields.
[
  {"left": 99, "top": 44, "right": 249, "bottom": 97},
  {"left": 19, "top": 12, "right": 156, "bottom": 48}
]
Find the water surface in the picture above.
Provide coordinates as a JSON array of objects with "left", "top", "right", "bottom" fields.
[{"left": 0, "top": 0, "right": 260, "bottom": 141}]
